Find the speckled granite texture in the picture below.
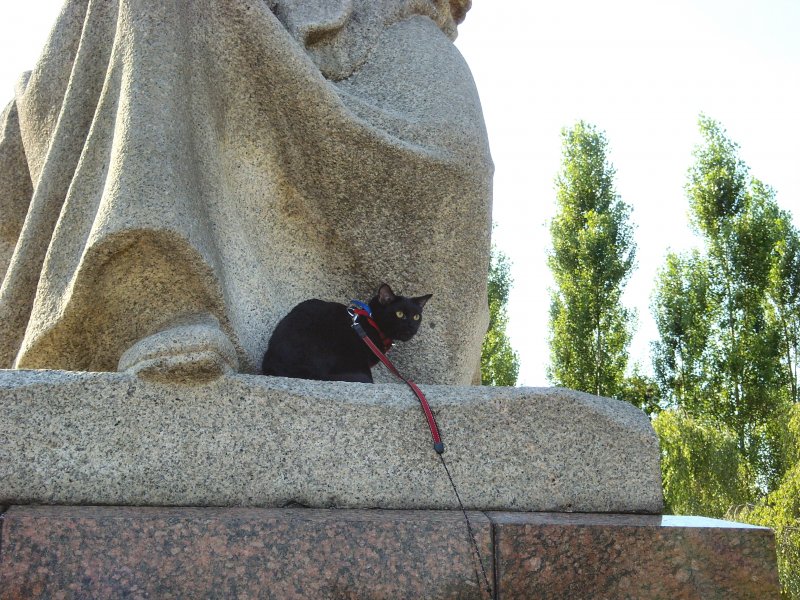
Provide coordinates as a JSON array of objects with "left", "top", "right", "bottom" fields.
[
  {"left": 0, "top": 506, "right": 493, "bottom": 600},
  {"left": 0, "top": 507, "right": 780, "bottom": 599},
  {"left": 491, "top": 512, "right": 781, "bottom": 599},
  {"left": 0, "top": 0, "right": 492, "bottom": 386},
  {"left": 0, "top": 369, "right": 663, "bottom": 512}
]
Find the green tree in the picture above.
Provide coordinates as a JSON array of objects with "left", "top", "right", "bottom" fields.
[
  {"left": 736, "top": 403, "right": 800, "bottom": 598},
  {"left": 766, "top": 224, "right": 800, "bottom": 405},
  {"left": 760, "top": 210, "right": 800, "bottom": 492},
  {"left": 654, "top": 117, "right": 789, "bottom": 473},
  {"left": 651, "top": 250, "right": 714, "bottom": 413},
  {"left": 481, "top": 247, "right": 519, "bottom": 386},
  {"left": 653, "top": 409, "right": 756, "bottom": 517},
  {"left": 686, "top": 119, "right": 785, "bottom": 457},
  {"left": 617, "top": 364, "right": 663, "bottom": 416},
  {"left": 548, "top": 121, "right": 636, "bottom": 397},
  {"left": 651, "top": 115, "right": 800, "bottom": 597}
]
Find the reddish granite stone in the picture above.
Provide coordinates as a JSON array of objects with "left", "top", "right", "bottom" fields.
[
  {"left": 0, "top": 507, "right": 780, "bottom": 599},
  {"left": 0, "top": 506, "right": 493, "bottom": 599},
  {"left": 490, "top": 512, "right": 781, "bottom": 599}
]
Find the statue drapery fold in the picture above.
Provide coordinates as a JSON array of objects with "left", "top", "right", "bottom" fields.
[{"left": 0, "top": 0, "right": 492, "bottom": 384}]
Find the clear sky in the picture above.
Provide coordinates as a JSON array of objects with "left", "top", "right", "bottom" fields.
[
  {"left": 454, "top": 0, "right": 800, "bottom": 384},
  {"left": 1, "top": 1, "right": 799, "bottom": 386}
]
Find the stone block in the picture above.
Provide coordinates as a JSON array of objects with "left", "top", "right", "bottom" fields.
[
  {"left": 490, "top": 512, "right": 781, "bottom": 599},
  {"left": 0, "top": 507, "right": 780, "bottom": 599},
  {"left": 0, "top": 506, "right": 493, "bottom": 600},
  {"left": 0, "top": 369, "right": 663, "bottom": 512}
]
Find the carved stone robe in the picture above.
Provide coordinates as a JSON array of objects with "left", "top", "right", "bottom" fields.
[{"left": 0, "top": 0, "right": 492, "bottom": 384}]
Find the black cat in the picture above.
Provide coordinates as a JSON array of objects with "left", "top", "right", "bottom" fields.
[{"left": 261, "top": 283, "right": 432, "bottom": 383}]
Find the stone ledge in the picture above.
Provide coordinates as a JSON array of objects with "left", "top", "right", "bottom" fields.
[
  {"left": 0, "top": 506, "right": 780, "bottom": 599},
  {"left": 0, "top": 369, "right": 662, "bottom": 512}
]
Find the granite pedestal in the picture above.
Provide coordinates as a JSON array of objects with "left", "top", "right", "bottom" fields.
[
  {"left": 0, "top": 370, "right": 662, "bottom": 513},
  {"left": 0, "top": 370, "right": 780, "bottom": 597},
  {"left": 0, "top": 506, "right": 780, "bottom": 599}
]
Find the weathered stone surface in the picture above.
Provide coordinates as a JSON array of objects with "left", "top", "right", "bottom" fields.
[
  {"left": 117, "top": 313, "right": 240, "bottom": 383},
  {"left": 0, "top": 0, "right": 491, "bottom": 385},
  {"left": 491, "top": 512, "right": 781, "bottom": 599},
  {"left": 0, "top": 506, "right": 779, "bottom": 599},
  {"left": 0, "top": 369, "right": 663, "bottom": 512}
]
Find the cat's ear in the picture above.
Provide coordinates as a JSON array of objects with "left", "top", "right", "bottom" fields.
[
  {"left": 413, "top": 294, "right": 433, "bottom": 308},
  {"left": 377, "top": 283, "right": 396, "bottom": 305}
]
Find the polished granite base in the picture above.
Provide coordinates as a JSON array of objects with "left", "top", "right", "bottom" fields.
[
  {"left": 0, "top": 506, "right": 780, "bottom": 599},
  {"left": 492, "top": 513, "right": 780, "bottom": 599}
]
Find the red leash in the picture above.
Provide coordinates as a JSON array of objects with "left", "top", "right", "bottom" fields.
[
  {"left": 348, "top": 303, "right": 492, "bottom": 598},
  {"left": 350, "top": 316, "right": 445, "bottom": 454}
]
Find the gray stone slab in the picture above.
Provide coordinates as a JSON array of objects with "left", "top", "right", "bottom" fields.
[{"left": 0, "top": 369, "right": 663, "bottom": 512}]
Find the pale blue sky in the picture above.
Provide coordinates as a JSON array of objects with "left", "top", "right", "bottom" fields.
[
  {"left": 455, "top": 0, "right": 800, "bottom": 384},
  {"left": 1, "top": 1, "right": 798, "bottom": 385}
]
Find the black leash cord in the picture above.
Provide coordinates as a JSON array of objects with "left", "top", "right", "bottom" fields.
[
  {"left": 350, "top": 308, "right": 493, "bottom": 598},
  {"left": 439, "top": 454, "right": 493, "bottom": 600}
]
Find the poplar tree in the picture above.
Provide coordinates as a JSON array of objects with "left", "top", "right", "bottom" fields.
[
  {"left": 481, "top": 247, "right": 519, "bottom": 386},
  {"left": 654, "top": 117, "right": 787, "bottom": 468},
  {"left": 547, "top": 121, "right": 635, "bottom": 397},
  {"left": 652, "top": 116, "right": 800, "bottom": 594},
  {"left": 651, "top": 250, "right": 714, "bottom": 414},
  {"left": 766, "top": 224, "right": 800, "bottom": 405}
]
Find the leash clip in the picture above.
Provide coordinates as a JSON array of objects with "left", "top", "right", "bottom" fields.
[{"left": 348, "top": 299, "right": 372, "bottom": 325}]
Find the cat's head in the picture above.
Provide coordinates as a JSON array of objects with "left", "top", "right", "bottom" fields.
[{"left": 369, "top": 283, "right": 432, "bottom": 342}]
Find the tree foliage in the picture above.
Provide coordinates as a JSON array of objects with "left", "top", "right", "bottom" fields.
[
  {"left": 652, "top": 250, "right": 714, "bottom": 413},
  {"left": 651, "top": 115, "right": 800, "bottom": 596},
  {"left": 481, "top": 247, "right": 519, "bottom": 386},
  {"left": 653, "top": 409, "right": 756, "bottom": 517},
  {"left": 652, "top": 116, "right": 793, "bottom": 473},
  {"left": 735, "top": 403, "right": 800, "bottom": 599},
  {"left": 766, "top": 224, "right": 800, "bottom": 406},
  {"left": 616, "top": 364, "right": 664, "bottom": 416},
  {"left": 548, "top": 121, "right": 636, "bottom": 397}
]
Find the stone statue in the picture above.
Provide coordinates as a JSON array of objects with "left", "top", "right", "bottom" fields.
[{"left": 0, "top": 0, "right": 492, "bottom": 385}]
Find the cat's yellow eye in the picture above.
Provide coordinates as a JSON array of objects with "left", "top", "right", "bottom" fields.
[
  {"left": 396, "top": 310, "right": 405, "bottom": 319},
  {"left": 413, "top": 314, "right": 420, "bottom": 321}
]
